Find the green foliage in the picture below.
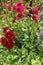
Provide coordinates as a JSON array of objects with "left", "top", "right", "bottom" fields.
[{"left": 0, "top": 0, "right": 43, "bottom": 65}]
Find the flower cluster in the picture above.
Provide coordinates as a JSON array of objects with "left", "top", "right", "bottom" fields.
[
  {"left": 13, "top": 2, "right": 25, "bottom": 21},
  {"left": 2, "top": 1, "right": 25, "bottom": 23},
  {"left": 2, "top": 1, "right": 12, "bottom": 11},
  {"left": 13, "top": 2, "right": 25, "bottom": 13},
  {"left": 31, "top": 7, "right": 39, "bottom": 23},
  {"left": 2, "top": 1, "right": 43, "bottom": 24},
  {"left": 1, "top": 27, "right": 16, "bottom": 50}
]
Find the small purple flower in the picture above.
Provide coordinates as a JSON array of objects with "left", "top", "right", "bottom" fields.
[
  {"left": 40, "top": 14, "right": 43, "bottom": 19},
  {"left": 39, "top": 31, "right": 43, "bottom": 39},
  {"left": 39, "top": 5, "right": 43, "bottom": 11}
]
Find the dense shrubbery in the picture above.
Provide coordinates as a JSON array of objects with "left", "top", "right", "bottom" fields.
[{"left": 0, "top": 0, "right": 43, "bottom": 65}]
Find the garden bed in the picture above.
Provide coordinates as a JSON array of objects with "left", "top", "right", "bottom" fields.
[{"left": 0, "top": 0, "right": 43, "bottom": 65}]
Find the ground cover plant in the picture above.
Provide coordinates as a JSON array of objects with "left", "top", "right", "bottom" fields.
[{"left": 0, "top": 0, "right": 43, "bottom": 65}]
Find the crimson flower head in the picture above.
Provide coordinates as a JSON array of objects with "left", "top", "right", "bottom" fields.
[
  {"left": 17, "top": 13, "right": 23, "bottom": 19},
  {"left": 32, "top": 7, "right": 39, "bottom": 15},
  {"left": 2, "top": 3, "right": 6, "bottom": 8},
  {"left": 1, "top": 27, "right": 16, "bottom": 50},
  {"left": 13, "top": 2, "right": 25, "bottom": 13},
  {"left": 5, "top": 31, "right": 16, "bottom": 41},
  {"left": 7, "top": 1, "right": 12, "bottom": 11},
  {"left": 1, "top": 37, "right": 14, "bottom": 50},
  {"left": 32, "top": 16, "right": 38, "bottom": 23},
  {"left": 3, "top": 27, "right": 9, "bottom": 34},
  {"left": 3, "top": 11, "right": 6, "bottom": 14}
]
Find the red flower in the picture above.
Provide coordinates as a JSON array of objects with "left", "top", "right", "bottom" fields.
[
  {"left": 7, "top": 1, "right": 12, "bottom": 11},
  {"left": 8, "top": 6, "right": 11, "bottom": 11},
  {"left": 2, "top": 3, "right": 6, "bottom": 8},
  {"left": 33, "top": 7, "right": 39, "bottom": 15},
  {"left": 3, "top": 11, "right": 6, "bottom": 14},
  {"left": 1, "top": 37, "right": 14, "bottom": 50},
  {"left": 32, "top": 16, "right": 38, "bottom": 23},
  {"left": 17, "top": 13, "right": 23, "bottom": 19},
  {"left": 3, "top": 27, "right": 9, "bottom": 34},
  {"left": 1, "top": 27, "right": 16, "bottom": 50},
  {"left": 13, "top": 2, "right": 25, "bottom": 13},
  {"left": 5, "top": 31, "right": 16, "bottom": 41}
]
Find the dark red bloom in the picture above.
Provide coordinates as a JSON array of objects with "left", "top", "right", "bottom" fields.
[
  {"left": 1, "top": 27, "right": 16, "bottom": 50},
  {"left": 17, "top": 13, "right": 23, "bottom": 19},
  {"left": 33, "top": 7, "right": 39, "bottom": 15},
  {"left": 32, "top": 16, "right": 38, "bottom": 23},
  {"left": 8, "top": 6, "right": 11, "bottom": 11},
  {"left": 3, "top": 11, "right": 6, "bottom": 14},
  {"left": 2, "top": 3, "right": 6, "bottom": 8},
  {"left": 3, "top": 27, "right": 9, "bottom": 34},
  {"left": 7, "top": 1, "right": 12, "bottom": 11},
  {"left": 5, "top": 31, "right": 16, "bottom": 41},
  {"left": 1, "top": 37, "right": 14, "bottom": 50}
]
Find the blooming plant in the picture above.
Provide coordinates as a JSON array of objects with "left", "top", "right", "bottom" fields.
[{"left": 0, "top": 0, "right": 43, "bottom": 65}]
